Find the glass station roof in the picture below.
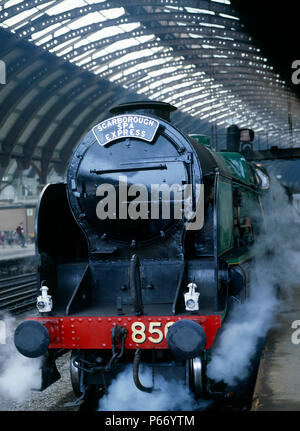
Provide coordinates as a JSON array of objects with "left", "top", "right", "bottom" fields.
[
  {"left": 1, "top": 0, "right": 300, "bottom": 189},
  {"left": 1, "top": 0, "right": 299, "bottom": 129}
]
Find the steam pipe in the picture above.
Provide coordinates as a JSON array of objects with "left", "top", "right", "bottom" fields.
[{"left": 133, "top": 349, "right": 154, "bottom": 393}]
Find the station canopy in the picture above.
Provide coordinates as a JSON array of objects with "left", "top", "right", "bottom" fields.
[{"left": 1, "top": 0, "right": 300, "bottom": 193}]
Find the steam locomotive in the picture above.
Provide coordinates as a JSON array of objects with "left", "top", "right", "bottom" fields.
[{"left": 14, "top": 101, "right": 269, "bottom": 403}]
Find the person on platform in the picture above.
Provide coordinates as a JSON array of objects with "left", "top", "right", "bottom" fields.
[
  {"left": 7, "top": 231, "right": 13, "bottom": 247},
  {"left": 0, "top": 231, "right": 5, "bottom": 248},
  {"left": 16, "top": 222, "right": 26, "bottom": 248}
]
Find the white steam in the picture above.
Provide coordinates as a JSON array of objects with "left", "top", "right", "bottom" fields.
[
  {"left": 206, "top": 178, "right": 300, "bottom": 386},
  {"left": 98, "top": 178, "right": 300, "bottom": 406},
  {"left": 99, "top": 364, "right": 207, "bottom": 411},
  {"left": 0, "top": 313, "right": 41, "bottom": 402}
]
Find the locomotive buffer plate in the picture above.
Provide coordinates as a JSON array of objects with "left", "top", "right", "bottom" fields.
[{"left": 92, "top": 114, "right": 159, "bottom": 146}]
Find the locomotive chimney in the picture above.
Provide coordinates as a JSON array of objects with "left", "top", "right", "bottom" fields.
[{"left": 109, "top": 101, "right": 177, "bottom": 122}]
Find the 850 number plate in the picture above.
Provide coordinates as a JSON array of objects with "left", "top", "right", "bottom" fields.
[{"left": 131, "top": 321, "right": 175, "bottom": 344}]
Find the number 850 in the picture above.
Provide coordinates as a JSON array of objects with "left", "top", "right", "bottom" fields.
[{"left": 131, "top": 321, "right": 175, "bottom": 344}]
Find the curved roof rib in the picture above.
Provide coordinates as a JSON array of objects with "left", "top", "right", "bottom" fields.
[{"left": 1, "top": 0, "right": 300, "bottom": 186}]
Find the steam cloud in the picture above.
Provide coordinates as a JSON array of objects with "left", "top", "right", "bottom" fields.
[
  {"left": 98, "top": 364, "right": 210, "bottom": 411},
  {"left": 0, "top": 313, "right": 41, "bottom": 403},
  {"left": 1, "top": 177, "right": 296, "bottom": 407},
  {"left": 206, "top": 178, "right": 300, "bottom": 386},
  {"left": 99, "top": 177, "right": 300, "bottom": 408}
]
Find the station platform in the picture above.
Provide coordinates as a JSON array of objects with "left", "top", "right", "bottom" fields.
[
  {"left": 0, "top": 244, "right": 35, "bottom": 261},
  {"left": 252, "top": 287, "right": 300, "bottom": 410},
  {"left": 0, "top": 244, "right": 36, "bottom": 279}
]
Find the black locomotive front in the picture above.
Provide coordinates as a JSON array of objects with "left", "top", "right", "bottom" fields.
[{"left": 14, "top": 102, "right": 229, "bottom": 399}]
